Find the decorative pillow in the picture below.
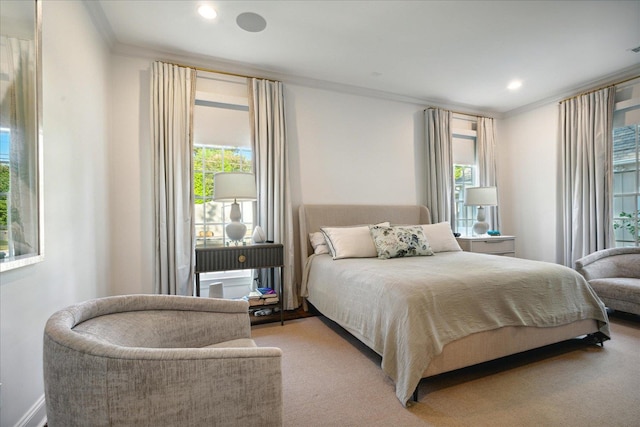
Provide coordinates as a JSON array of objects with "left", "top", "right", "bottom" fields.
[
  {"left": 309, "top": 232, "right": 330, "bottom": 255},
  {"left": 421, "top": 222, "right": 462, "bottom": 252},
  {"left": 369, "top": 225, "right": 434, "bottom": 259},
  {"left": 320, "top": 222, "right": 390, "bottom": 259}
]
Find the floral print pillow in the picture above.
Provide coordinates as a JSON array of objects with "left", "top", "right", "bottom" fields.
[{"left": 369, "top": 225, "right": 434, "bottom": 259}]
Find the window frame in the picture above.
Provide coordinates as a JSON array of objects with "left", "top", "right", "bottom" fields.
[
  {"left": 454, "top": 163, "right": 477, "bottom": 235},
  {"left": 612, "top": 123, "right": 639, "bottom": 247},
  {"left": 611, "top": 79, "right": 640, "bottom": 248},
  {"left": 192, "top": 72, "right": 254, "bottom": 289},
  {"left": 452, "top": 116, "right": 479, "bottom": 236}
]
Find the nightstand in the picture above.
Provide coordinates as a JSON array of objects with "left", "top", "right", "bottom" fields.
[
  {"left": 456, "top": 235, "right": 516, "bottom": 256},
  {"left": 195, "top": 243, "right": 285, "bottom": 325}
]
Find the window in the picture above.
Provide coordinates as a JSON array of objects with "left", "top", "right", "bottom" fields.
[
  {"left": 193, "top": 145, "right": 253, "bottom": 248},
  {"left": 452, "top": 116, "right": 478, "bottom": 235},
  {"left": 0, "top": 128, "right": 9, "bottom": 257},
  {"left": 612, "top": 124, "right": 639, "bottom": 247},
  {"left": 193, "top": 72, "right": 252, "bottom": 247},
  {"left": 193, "top": 72, "right": 254, "bottom": 297},
  {"left": 454, "top": 163, "right": 476, "bottom": 235},
  {"left": 612, "top": 81, "right": 640, "bottom": 247}
]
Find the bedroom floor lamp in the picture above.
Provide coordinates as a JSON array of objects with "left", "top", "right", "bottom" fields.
[
  {"left": 213, "top": 172, "right": 257, "bottom": 245},
  {"left": 464, "top": 186, "right": 498, "bottom": 236}
]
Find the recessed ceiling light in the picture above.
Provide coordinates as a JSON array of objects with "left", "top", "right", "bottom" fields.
[
  {"left": 198, "top": 5, "right": 217, "bottom": 20},
  {"left": 507, "top": 80, "right": 522, "bottom": 91},
  {"left": 237, "top": 12, "right": 267, "bottom": 32}
]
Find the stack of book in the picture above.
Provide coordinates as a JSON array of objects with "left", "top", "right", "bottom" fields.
[
  {"left": 243, "top": 287, "right": 279, "bottom": 307},
  {"left": 257, "top": 287, "right": 279, "bottom": 305}
]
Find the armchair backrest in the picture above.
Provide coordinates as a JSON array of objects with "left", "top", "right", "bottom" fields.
[
  {"left": 575, "top": 248, "right": 640, "bottom": 281},
  {"left": 48, "top": 294, "right": 251, "bottom": 349}
]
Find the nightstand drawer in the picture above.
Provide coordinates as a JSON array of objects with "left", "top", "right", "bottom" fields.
[
  {"left": 470, "top": 239, "right": 515, "bottom": 254},
  {"left": 195, "top": 244, "right": 284, "bottom": 272},
  {"left": 456, "top": 236, "right": 516, "bottom": 256}
]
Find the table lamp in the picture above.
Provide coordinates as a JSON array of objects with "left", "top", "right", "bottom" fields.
[
  {"left": 464, "top": 186, "right": 497, "bottom": 236},
  {"left": 213, "top": 172, "right": 257, "bottom": 244}
]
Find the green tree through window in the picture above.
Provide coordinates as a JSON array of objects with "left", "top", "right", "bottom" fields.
[{"left": 193, "top": 145, "right": 253, "bottom": 247}]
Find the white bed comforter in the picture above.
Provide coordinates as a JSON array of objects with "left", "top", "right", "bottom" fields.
[{"left": 303, "top": 251, "right": 610, "bottom": 406}]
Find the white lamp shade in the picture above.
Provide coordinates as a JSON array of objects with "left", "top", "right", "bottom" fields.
[
  {"left": 464, "top": 186, "right": 498, "bottom": 206},
  {"left": 213, "top": 172, "right": 257, "bottom": 202}
]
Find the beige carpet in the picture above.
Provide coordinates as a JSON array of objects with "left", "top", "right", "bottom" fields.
[{"left": 252, "top": 313, "right": 640, "bottom": 427}]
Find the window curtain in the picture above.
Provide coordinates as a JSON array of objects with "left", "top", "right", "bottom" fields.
[
  {"left": 1, "top": 36, "right": 38, "bottom": 257},
  {"left": 477, "top": 116, "right": 500, "bottom": 231},
  {"left": 560, "top": 87, "right": 615, "bottom": 267},
  {"left": 249, "top": 78, "right": 297, "bottom": 310},
  {"left": 425, "top": 108, "right": 455, "bottom": 224},
  {"left": 150, "top": 61, "right": 196, "bottom": 295}
]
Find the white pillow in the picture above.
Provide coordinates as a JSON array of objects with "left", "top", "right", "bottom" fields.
[
  {"left": 321, "top": 222, "right": 390, "bottom": 259},
  {"left": 421, "top": 222, "right": 462, "bottom": 252},
  {"left": 309, "top": 232, "right": 330, "bottom": 255}
]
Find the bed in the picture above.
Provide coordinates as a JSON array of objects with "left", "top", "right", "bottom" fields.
[{"left": 299, "top": 204, "right": 610, "bottom": 406}]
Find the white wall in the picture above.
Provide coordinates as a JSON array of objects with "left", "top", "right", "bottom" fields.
[
  {"left": 285, "top": 84, "right": 426, "bottom": 207},
  {"left": 0, "top": 2, "right": 111, "bottom": 426},
  {"left": 108, "top": 54, "right": 154, "bottom": 296},
  {"left": 497, "top": 103, "right": 560, "bottom": 262}
]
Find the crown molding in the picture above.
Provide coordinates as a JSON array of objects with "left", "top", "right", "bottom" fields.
[
  {"left": 110, "top": 41, "right": 498, "bottom": 118},
  {"left": 502, "top": 65, "right": 640, "bottom": 119},
  {"left": 82, "top": 0, "right": 117, "bottom": 49},
  {"left": 110, "top": 40, "right": 639, "bottom": 121}
]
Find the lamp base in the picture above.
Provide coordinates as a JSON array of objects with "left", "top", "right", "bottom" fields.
[
  {"left": 472, "top": 206, "right": 490, "bottom": 236},
  {"left": 472, "top": 221, "right": 490, "bottom": 236},
  {"left": 226, "top": 201, "right": 247, "bottom": 243},
  {"left": 226, "top": 222, "right": 247, "bottom": 242}
]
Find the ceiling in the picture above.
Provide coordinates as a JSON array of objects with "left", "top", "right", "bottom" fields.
[{"left": 94, "top": 0, "right": 640, "bottom": 115}]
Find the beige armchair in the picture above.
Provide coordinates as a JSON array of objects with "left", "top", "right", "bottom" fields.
[
  {"left": 575, "top": 247, "right": 640, "bottom": 316},
  {"left": 43, "top": 295, "right": 283, "bottom": 427}
]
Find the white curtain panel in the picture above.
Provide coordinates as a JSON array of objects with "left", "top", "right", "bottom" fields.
[
  {"left": 250, "top": 78, "right": 297, "bottom": 310},
  {"left": 560, "top": 87, "right": 615, "bottom": 267},
  {"left": 150, "top": 62, "right": 196, "bottom": 295},
  {"left": 1, "top": 36, "right": 38, "bottom": 257},
  {"left": 477, "top": 116, "right": 501, "bottom": 231},
  {"left": 425, "top": 108, "right": 455, "bottom": 224}
]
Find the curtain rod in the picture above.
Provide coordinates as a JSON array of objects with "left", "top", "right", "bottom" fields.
[
  {"left": 559, "top": 75, "right": 640, "bottom": 104},
  {"left": 425, "top": 107, "right": 492, "bottom": 120},
  {"left": 161, "top": 60, "right": 261, "bottom": 80}
]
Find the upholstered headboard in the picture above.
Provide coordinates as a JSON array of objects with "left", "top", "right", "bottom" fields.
[{"left": 298, "top": 204, "right": 432, "bottom": 262}]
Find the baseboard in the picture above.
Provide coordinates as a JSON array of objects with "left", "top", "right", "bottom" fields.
[{"left": 14, "top": 394, "right": 47, "bottom": 427}]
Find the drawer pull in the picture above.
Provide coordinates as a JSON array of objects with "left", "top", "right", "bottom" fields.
[{"left": 238, "top": 255, "right": 246, "bottom": 263}]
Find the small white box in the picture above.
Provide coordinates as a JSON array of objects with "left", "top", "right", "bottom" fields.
[{"left": 208, "top": 282, "right": 224, "bottom": 298}]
